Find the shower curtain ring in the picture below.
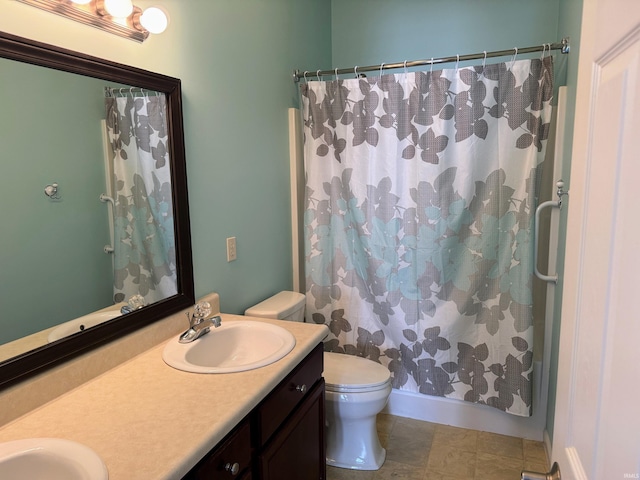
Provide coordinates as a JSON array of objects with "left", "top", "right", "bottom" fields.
[
  {"left": 480, "top": 51, "right": 487, "bottom": 77},
  {"left": 510, "top": 47, "right": 518, "bottom": 69},
  {"left": 430, "top": 57, "right": 434, "bottom": 74},
  {"left": 303, "top": 71, "right": 309, "bottom": 83},
  {"left": 379, "top": 62, "right": 385, "bottom": 78},
  {"left": 335, "top": 67, "right": 339, "bottom": 80},
  {"left": 455, "top": 54, "right": 460, "bottom": 72},
  {"left": 316, "top": 69, "right": 322, "bottom": 81},
  {"left": 354, "top": 65, "right": 359, "bottom": 78}
]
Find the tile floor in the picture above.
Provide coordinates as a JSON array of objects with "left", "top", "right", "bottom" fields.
[{"left": 326, "top": 414, "right": 549, "bottom": 480}]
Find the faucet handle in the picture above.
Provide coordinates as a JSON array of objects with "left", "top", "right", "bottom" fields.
[
  {"left": 194, "top": 301, "right": 212, "bottom": 317},
  {"left": 128, "top": 294, "right": 146, "bottom": 310},
  {"left": 193, "top": 301, "right": 212, "bottom": 319},
  {"left": 187, "top": 301, "right": 213, "bottom": 327}
]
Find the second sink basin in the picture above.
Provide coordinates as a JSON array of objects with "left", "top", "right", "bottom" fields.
[
  {"left": 0, "top": 438, "right": 108, "bottom": 480},
  {"left": 162, "top": 320, "right": 296, "bottom": 373}
]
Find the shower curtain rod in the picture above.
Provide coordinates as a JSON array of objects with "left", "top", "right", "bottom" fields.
[{"left": 293, "top": 37, "right": 570, "bottom": 82}]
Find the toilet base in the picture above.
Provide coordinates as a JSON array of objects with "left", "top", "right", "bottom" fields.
[
  {"left": 325, "top": 401, "right": 388, "bottom": 470},
  {"left": 326, "top": 447, "right": 386, "bottom": 471}
]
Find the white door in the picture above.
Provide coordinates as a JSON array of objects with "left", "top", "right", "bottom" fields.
[{"left": 552, "top": 1, "right": 640, "bottom": 479}]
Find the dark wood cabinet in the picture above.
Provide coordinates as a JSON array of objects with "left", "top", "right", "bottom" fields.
[
  {"left": 184, "top": 343, "right": 325, "bottom": 480},
  {"left": 190, "top": 420, "right": 252, "bottom": 480},
  {"left": 258, "top": 379, "right": 325, "bottom": 480}
]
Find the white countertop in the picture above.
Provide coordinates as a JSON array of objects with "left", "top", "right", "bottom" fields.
[{"left": 0, "top": 315, "right": 329, "bottom": 480}]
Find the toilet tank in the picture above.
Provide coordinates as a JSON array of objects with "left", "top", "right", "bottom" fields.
[{"left": 245, "top": 291, "right": 305, "bottom": 322}]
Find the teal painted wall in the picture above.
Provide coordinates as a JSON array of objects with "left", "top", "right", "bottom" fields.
[
  {"left": 176, "top": 1, "right": 332, "bottom": 313},
  {"left": 331, "top": 0, "right": 561, "bottom": 69},
  {"left": 0, "top": 58, "right": 113, "bottom": 343},
  {"left": 0, "top": 0, "right": 332, "bottom": 327}
]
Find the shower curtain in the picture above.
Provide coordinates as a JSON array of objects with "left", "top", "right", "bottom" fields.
[
  {"left": 301, "top": 57, "right": 553, "bottom": 416},
  {"left": 104, "top": 90, "right": 177, "bottom": 306}
]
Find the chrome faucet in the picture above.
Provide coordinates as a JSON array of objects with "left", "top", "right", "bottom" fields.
[
  {"left": 179, "top": 301, "right": 222, "bottom": 343},
  {"left": 120, "top": 294, "right": 146, "bottom": 314}
]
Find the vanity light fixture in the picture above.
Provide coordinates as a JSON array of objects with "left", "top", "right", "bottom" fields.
[{"left": 16, "top": 0, "right": 169, "bottom": 42}]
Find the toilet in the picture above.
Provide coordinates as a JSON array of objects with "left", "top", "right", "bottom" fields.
[{"left": 245, "top": 291, "right": 392, "bottom": 470}]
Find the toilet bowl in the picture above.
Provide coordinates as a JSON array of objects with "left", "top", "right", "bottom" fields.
[{"left": 245, "top": 291, "right": 392, "bottom": 470}]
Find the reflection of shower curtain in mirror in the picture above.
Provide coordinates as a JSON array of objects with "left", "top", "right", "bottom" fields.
[{"left": 104, "top": 90, "right": 176, "bottom": 305}]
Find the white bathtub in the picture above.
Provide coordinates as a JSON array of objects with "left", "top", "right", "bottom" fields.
[
  {"left": 47, "top": 304, "right": 125, "bottom": 343},
  {"left": 382, "top": 360, "right": 546, "bottom": 441}
]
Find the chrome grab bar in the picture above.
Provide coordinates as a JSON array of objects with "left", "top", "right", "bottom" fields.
[
  {"left": 99, "top": 193, "right": 115, "bottom": 254},
  {"left": 534, "top": 181, "right": 568, "bottom": 284}
]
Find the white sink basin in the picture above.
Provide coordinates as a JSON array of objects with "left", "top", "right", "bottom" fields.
[
  {"left": 162, "top": 320, "right": 296, "bottom": 373},
  {"left": 0, "top": 438, "right": 108, "bottom": 480},
  {"left": 48, "top": 310, "right": 122, "bottom": 343}
]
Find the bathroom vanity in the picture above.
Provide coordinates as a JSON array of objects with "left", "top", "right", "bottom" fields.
[
  {"left": 0, "top": 315, "right": 328, "bottom": 479},
  {"left": 184, "top": 343, "right": 325, "bottom": 479}
]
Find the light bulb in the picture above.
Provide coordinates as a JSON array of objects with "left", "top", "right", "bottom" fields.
[
  {"left": 104, "top": 0, "right": 134, "bottom": 18},
  {"left": 139, "top": 7, "right": 168, "bottom": 34}
]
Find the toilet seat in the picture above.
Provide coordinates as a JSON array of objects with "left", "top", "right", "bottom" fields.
[{"left": 324, "top": 352, "right": 391, "bottom": 393}]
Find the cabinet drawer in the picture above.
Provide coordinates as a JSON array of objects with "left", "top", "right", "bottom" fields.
[
  {"left": 255, "top": 343, "right": 323, "bottom": 445},
  {"left": 192, "top": 420, "right": 252, "bottom": 480}
]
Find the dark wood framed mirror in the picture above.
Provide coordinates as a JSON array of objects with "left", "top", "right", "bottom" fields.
[{"left": 0, "top": 31, "right": 194, "bottom": 389}]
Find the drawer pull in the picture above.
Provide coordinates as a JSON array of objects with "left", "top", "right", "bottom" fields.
[
  {"left": 224, "top": 462, "right": 240, "bottom": 475},
  {"left": 296, "top": 384, "right": 307, "bottom": 393}
]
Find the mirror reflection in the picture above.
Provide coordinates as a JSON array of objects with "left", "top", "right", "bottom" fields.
[{"left": 0, "top": 56, "right": 177, "bottom": 362}]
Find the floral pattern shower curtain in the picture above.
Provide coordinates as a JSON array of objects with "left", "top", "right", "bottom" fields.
[
  {"left": 104, "top": 90, "right": 176, "bottom": 306},
  {"left": 301, "top": 57, "right": 553, "bottom": 416}
]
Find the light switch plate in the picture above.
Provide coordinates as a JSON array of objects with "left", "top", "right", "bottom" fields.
[{"left": 226, "top": 237, "right": 237, "bottom": 262}]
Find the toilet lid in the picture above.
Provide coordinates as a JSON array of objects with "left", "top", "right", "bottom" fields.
[{"left": 323, "top": 352, "right": 391, "bottom": 391}]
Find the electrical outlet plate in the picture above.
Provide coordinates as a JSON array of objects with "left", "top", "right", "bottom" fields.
[{"left": 226, "top": 237, "right": 237, "bottom": 262}]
